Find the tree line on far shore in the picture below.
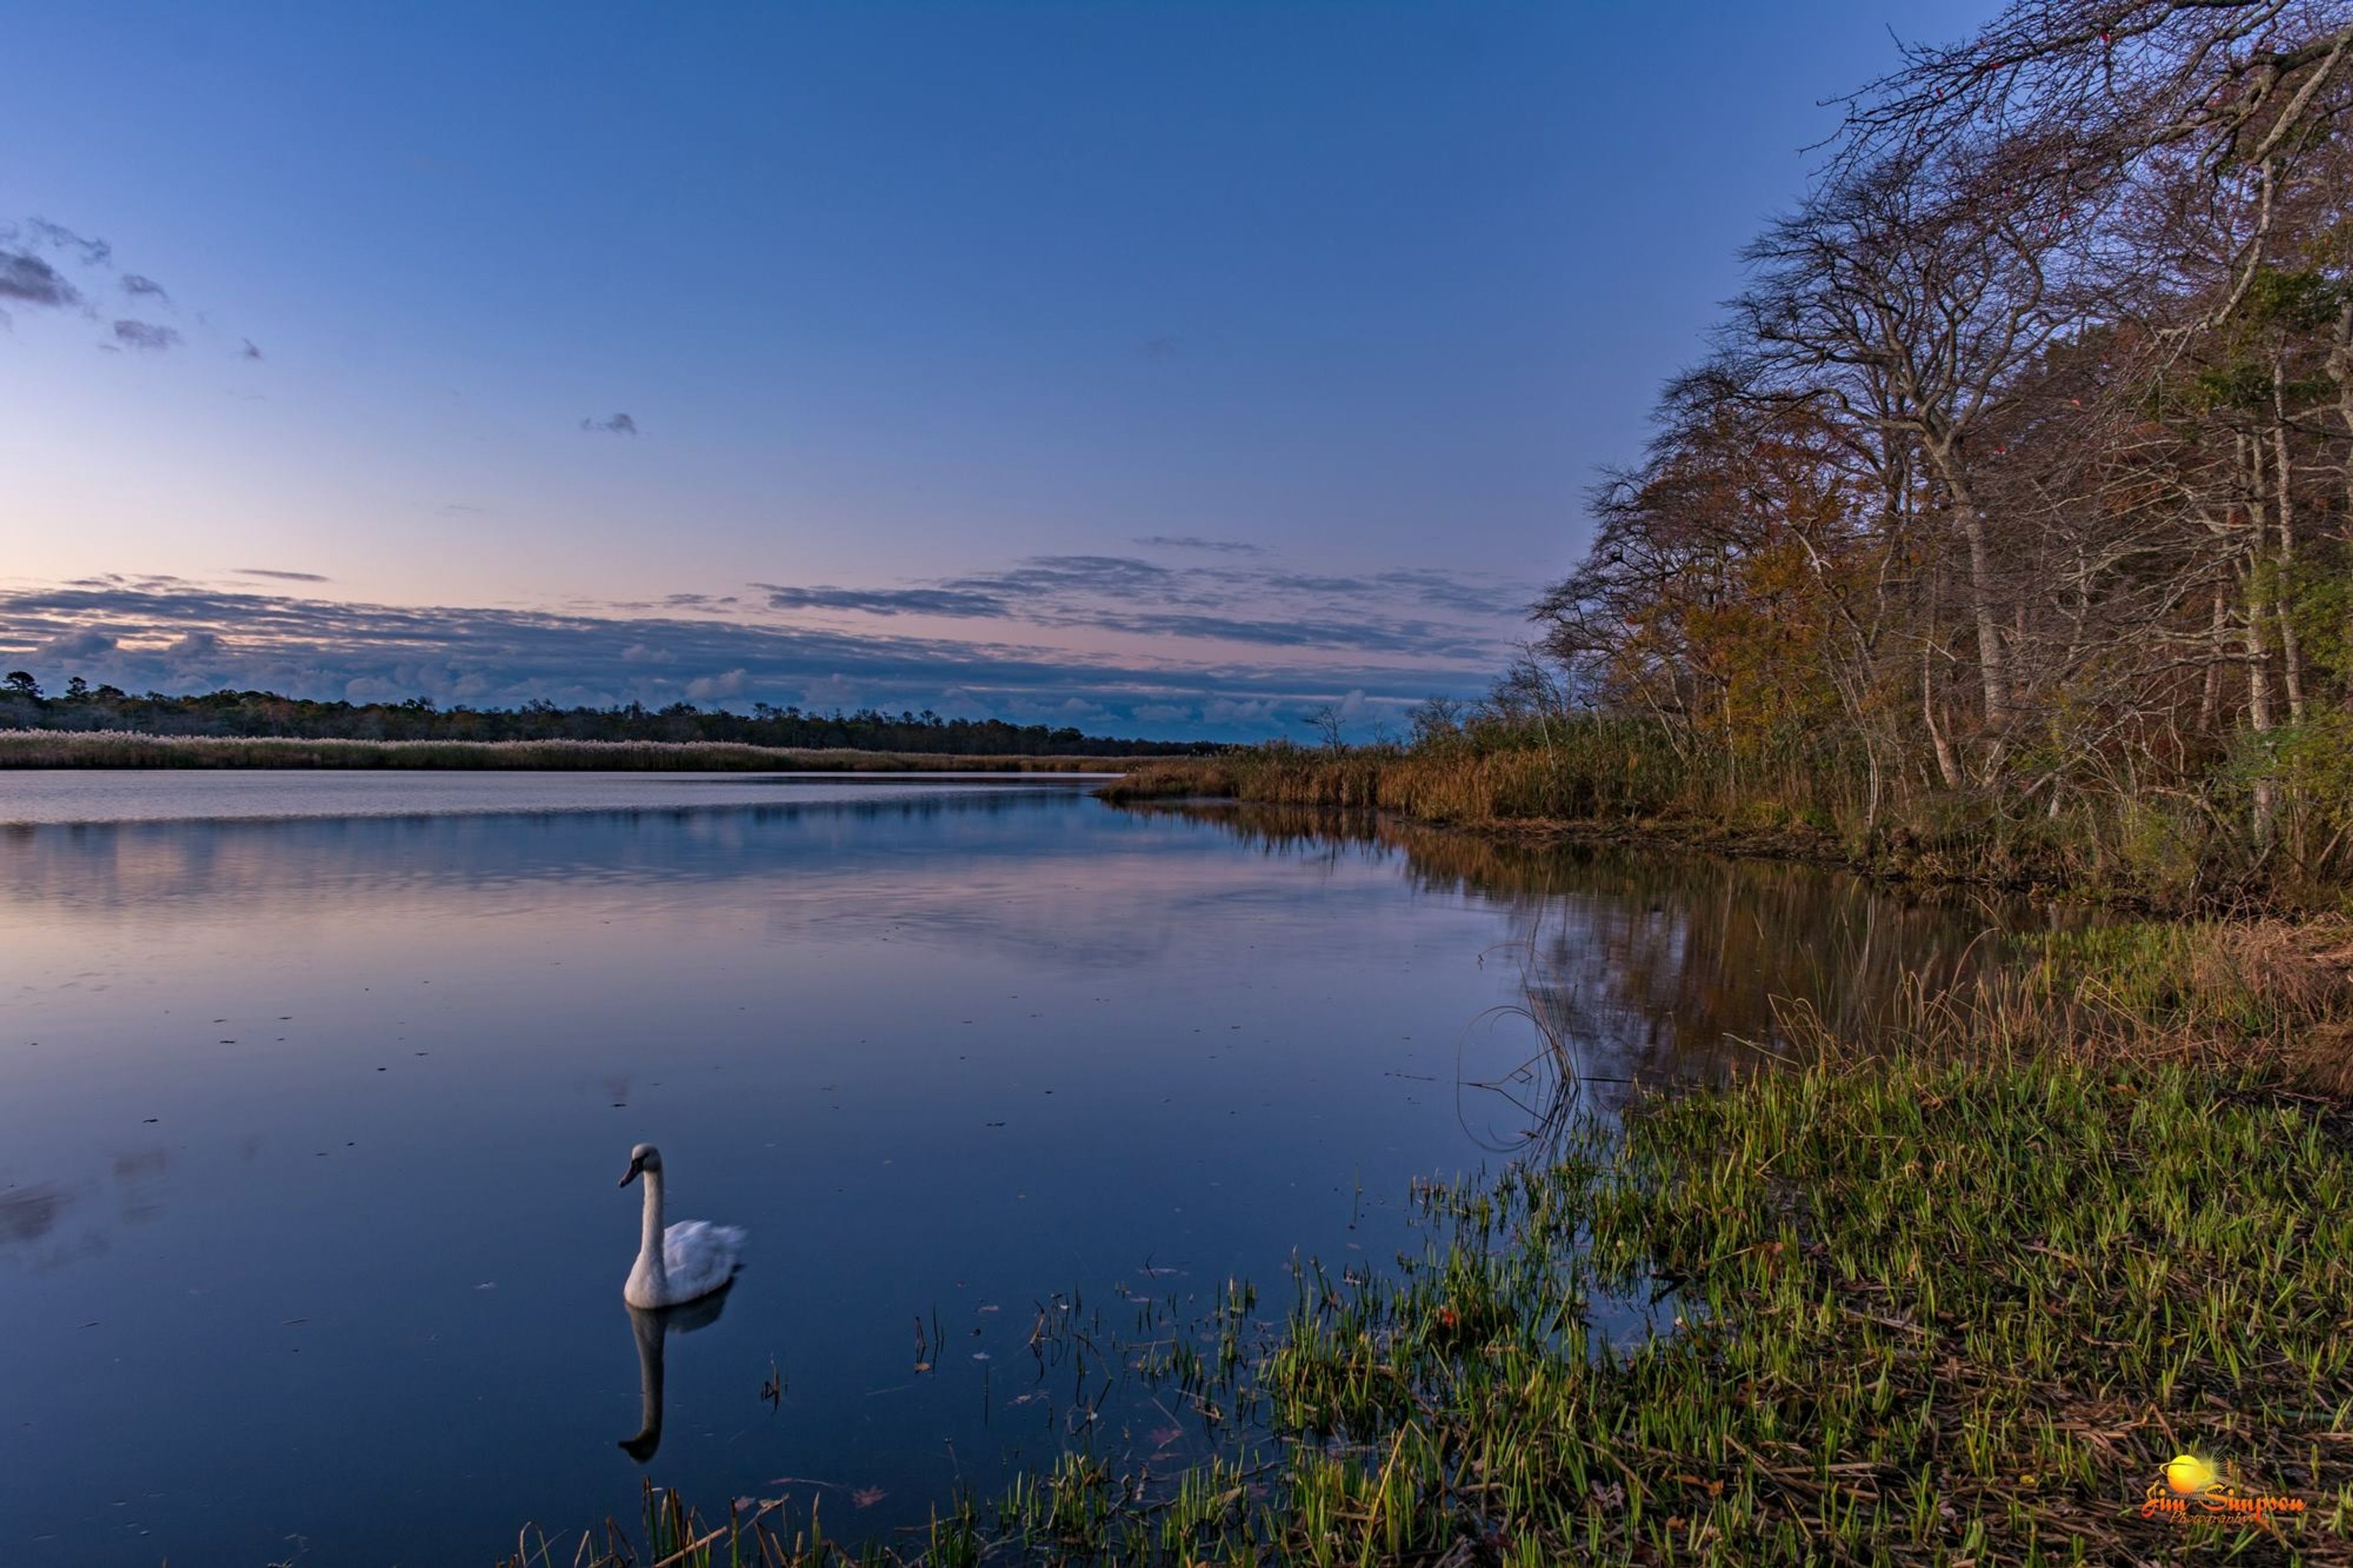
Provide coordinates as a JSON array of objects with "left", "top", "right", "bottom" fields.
[{"left": 0, "top": 673, "right": 1220, "bottom": 758}]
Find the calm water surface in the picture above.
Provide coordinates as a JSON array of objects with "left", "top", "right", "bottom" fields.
[{"left": 0, "top": 772, "right": 2047, "bottom": 1566}]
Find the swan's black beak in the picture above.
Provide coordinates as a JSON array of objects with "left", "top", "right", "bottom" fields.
[{"left": 620, "top": 1156, "right": 643, "bottom": 1187}]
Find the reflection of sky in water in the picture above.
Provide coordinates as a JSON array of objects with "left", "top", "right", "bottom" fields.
[
  {"left": 0, "top": 782, "right": 2028, "bottom": 1565},
  {"left": 0, "top": 768, "right": 1113, "bottom": 826}
]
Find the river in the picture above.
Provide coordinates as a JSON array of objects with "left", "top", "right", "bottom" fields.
[{"left": 0, "top": 771, "right": 2051, "bottom": 1565}]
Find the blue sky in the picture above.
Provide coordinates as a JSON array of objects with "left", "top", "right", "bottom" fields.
[{"left": 0, "top": 1, "right": 1990, "bottom": 739}]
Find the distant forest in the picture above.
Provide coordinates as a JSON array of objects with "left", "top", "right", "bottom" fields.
[{"left": 0, "top": 673, "right": 1220, "bottom": 757}]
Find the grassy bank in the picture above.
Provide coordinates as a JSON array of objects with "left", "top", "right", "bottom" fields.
[
  {"left": 1096, "top": 730, "right": 2353, "bottom": 910},
  {"left": 0, "top": 729, "right": 1129, "bottom": 773},
  {"left": 506, "top": 920, "right": 2353, "bottom": 1566}
]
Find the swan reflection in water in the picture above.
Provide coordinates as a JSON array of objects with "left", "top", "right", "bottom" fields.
[{"left": 620, "top": 1282, "right": 733, "bottom": 1462}]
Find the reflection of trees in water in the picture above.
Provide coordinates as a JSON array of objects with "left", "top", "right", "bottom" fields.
[
  {"left": 0, "top": 789, "right": 1090, "bottom": 914},
  {"left": 0, "top": 1184, "right": 69, "bottom": 1246},
  {"left": 0, "top": 1145, "right": 171, "bottom": 1270},
  {"left": 1142, "top": 803, "right": 2082, "bottom": 1140}
]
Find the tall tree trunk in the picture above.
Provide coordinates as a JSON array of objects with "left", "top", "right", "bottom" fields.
[
  {"left": 1937, "top": 458, "right": 2010, "bottom": 736},
  {"left": 2245, "top": 560, "right": 2278, "bottom": 849},
  {"left": 2273, "top": 359, "right": 2306, "bottom": 725},
  {"left": 2245, "top": 591, "right": 2274, "bottom": 733},
  {"left": 1920, "top": 437, "right": 2010, "bottom": 787},
  {"left": 2336, "top": 300, "right": 2353, "bottom": 525},
  {"left": 2199, "top": 589, "right": 2227, "bottom": 732},
  {"left": 1921, "top": 635, "right": 1963, "bottom": 789}
]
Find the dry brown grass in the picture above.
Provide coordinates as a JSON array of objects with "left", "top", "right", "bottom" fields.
[
  {"left": 1764, "top": 915, "right": 2353, "bottom": 1100},
  {"left": 1096, "top": 748, "right": 1618, "bottom": 819}
]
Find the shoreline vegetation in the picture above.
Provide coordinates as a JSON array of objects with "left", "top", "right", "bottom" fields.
[
  {"left": 507, "top": 918, "right": 2353, "bottom": 1567},
  {"left": 1097, "top": 730, "right": 2353, "bottom": 914},
  {"left": 0, "top": 730, "right": 1130, "bottom": 773}
]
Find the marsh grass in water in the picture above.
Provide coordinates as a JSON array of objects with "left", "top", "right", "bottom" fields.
[
  {"left": 510, "top": 922, "right": 2353, "bottom": 1566},
  {"left": 1254, "top": 1056, "right": 2353, "bottom": 1564}
]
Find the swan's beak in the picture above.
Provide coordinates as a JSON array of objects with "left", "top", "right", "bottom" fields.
[{"left": 619, "top": 1157, "right": 643, "bottom": 1187}]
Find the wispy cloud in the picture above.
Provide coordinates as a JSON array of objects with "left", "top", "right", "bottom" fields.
[
  {"left": 0, "top": 249, "right": 81, "bottom": 309},
  {"left": 580, "top": 412, "right": 638, "bottom": 436},
  {"left": 762, "top": 551, "right": 1535, "bottom": 660},
  {"left": 36, "top": 626, "right": 118, "bottom": 661},
  {"left": 0, "top": 216, "right": 254, "bottom": 360},
  {"left": 946, "top": 555, "right": 1182, "bottom": 600},
  {"left": 758, "top": 585, "right": 1012, "bottom": 618},
  {"left": 1262, "top": 567, "right": 1525, "bottom": 617},
  {"left": 0, "top": 574, "right": 1502, "bottom": 740},
  {"left": 112, "top": 319, "right": 181, "bottom": 352},
  {"left": 2, "top": 543, "right": 1524, "bottom": 740},
  {"left": 1134, "top": 534, "right": 1265, "bottom": 556},
  {"left": 26, "top": 219, "right": 111, "bottom": 267}
]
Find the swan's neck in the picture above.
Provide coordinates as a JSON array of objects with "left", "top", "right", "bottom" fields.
[{"left": 637, "top": 1169, "right": 667, "bottom": 1284}]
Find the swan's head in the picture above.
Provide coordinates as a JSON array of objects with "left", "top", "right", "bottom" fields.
[{"left": 619, "top": 1143, "right": 662, "bottom": 1186}]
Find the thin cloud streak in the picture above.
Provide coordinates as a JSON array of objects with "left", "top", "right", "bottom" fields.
[
  {"left": 1134, "top": 535, "right": 1267, "bottom": 556},
  {"left": 740, "top": 553, "right": 1527, "bottom": 664},
  {"left": 758, "top": 584, "right": 1012, "bottom": 618},
  {"left": 26, "top": 219, "right": 111, "bottom": 267}
]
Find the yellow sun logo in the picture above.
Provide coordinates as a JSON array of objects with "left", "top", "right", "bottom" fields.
[{"left": 2165, "top": 1453, "right": 2218, "bottom": 1496}]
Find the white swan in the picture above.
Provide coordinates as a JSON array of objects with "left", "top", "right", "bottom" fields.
[{"left": 619, "top": 1143, "right": 745, "bottom": 1308}]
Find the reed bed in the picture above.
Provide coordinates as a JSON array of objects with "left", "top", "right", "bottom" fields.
[
  {"left": 502, "top": 920, "right": 2353, "bottom": 1566},
  {"left": 1097, "top": 734, "right": 2313, "bottom": 909},
  {"left": 0, "top": 729, "right": 1127, "bottom": 773},
  {"left": 1093, "top": 736, "right": 1699, "bottom": 822}
]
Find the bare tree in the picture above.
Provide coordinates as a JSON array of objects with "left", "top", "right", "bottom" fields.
[{"left": 1526, "top": 0, "right": 2353, "bottom": 863}]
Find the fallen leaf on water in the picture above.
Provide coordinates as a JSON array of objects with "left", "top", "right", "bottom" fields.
[{"left": 852, "top": 1487, "right": 886, "bottom": 1509}]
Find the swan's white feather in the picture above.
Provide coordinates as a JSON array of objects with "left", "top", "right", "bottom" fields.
[{"left": 659, "top": 1221, "right": 746, "bottom": 1301}]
